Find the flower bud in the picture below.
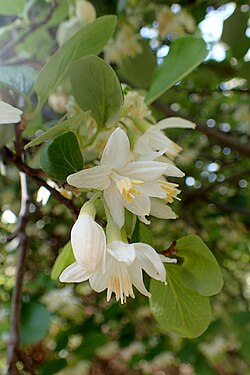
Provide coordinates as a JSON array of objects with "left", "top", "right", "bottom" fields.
[
  {"left": 75, "top": 0, "right": 96, "bottom": 24},
  {"left": 71, "top": 202, "right": 106, "bottom": 272}
]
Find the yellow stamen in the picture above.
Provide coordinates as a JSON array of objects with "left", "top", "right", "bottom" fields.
[
  {"left": 107, "top": 263, "right": 135, "bottom": 304},
  {"left": 160, "top": 180, "right": 181, "bottom": 203},
  {"left": 115, "top": 176, "right": 143, "bottom": 202}
]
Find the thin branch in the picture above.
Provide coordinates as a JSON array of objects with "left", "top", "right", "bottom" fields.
[
  {"left": 5, "top": 172, "right": 30, "bottom": 374},
  {"left": 0, "top": 0, "right": 57, "bottom": 61},
  {"left": 2, "top": 147, "right": 79, "bottom": 219},
  {"left": 204, "top": 197, "right": 250, "bottom": 216},
  {"left": 153, "top": 101, "right": 250, "bottom": 157}
]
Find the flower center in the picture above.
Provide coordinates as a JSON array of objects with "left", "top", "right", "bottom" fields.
[
  {"left": 160, "top": 180, "right": 181, "bottom": 203},
  {"left": 107, "top": 262, "right": 135, "bottom": 304},
  {"left": 111, "top": 172, "right": 143, "bottom": 202}
]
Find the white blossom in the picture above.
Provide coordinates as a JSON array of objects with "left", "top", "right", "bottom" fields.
[{"left": 0, "top": 99, "right": 22, "bottom": 124}]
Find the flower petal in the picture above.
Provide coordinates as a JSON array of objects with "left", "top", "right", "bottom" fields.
[
  {"left": 133, "top": 243, "right": 166, "bottom": 282},
  {"left": 155, "top": 117, "right": 196, "bottom": 130},
  {"left": 120, "top": 161, "right": 169, "bottom": 180},
  {"left": 138, "top": 181, "right": 166, "bottom": 198},
  {"left": 108, "top": 241, "right": 136, "bottom": 265},
  {"left": 59, "top": 262, "right": 92, "bottom": 283},
  {"left": 101, "top": 127, "right": 131, "bottom": 169},
  {"left": 0, "top": 100, "right": 23, "bottom": 124},
  {"left": 123, "top": 194, "right": 151, "bottom": 217},
  {"left": 67, "top": 165, "right": 110, "bottom": 190},
  {"left": 150, "top": 198, "right": 177, "bottom": 219},
  {"left": 71, "top": 214, "right": 106, "bottom": 271},
  {"left": 104, "top": 182, "right": 125, "bottom": 228},
  {"left": 163, "top": 162, "right": 184, "bottom": 177},
  {"left": 128, "top": 260, "right": 151, "bottom": 297}
]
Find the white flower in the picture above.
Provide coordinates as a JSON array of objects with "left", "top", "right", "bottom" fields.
[
  {"left": 60, "top": 240, "right": 176, "bottom": 304},
  {"left": 56, "top": 17, "right": 82, "bottom": 46},
  {"left": 134, "top": 117, "right": 196, "bottom": 159},
  {"left": 67, "top": 128, "right": 183, "bottom": 228},
  {"left": 65, "top": 202, "right": 106, "bottom": 277},
  {"left": 104, "top": 25, "right": 142, "bottom": 65},
  {"left": 0, "top": 99, "right": 22, "bottom": 124},
  {"left": 123, "top": 90, "right": 151, "bottom": 119}
]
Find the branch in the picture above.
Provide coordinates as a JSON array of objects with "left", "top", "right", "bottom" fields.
[
  {"left": 5, "top": 119, "right": 31, "bottom": 374},
  {"left": 153, "top": 101, "right": 250, "bottom": 157},
  {"left": 205, "top": 197, "right": 250, "bottom": 216},
  {"left": 2, "top": 147, "right": 79, "bottom": 219},
  {"left": 0, "top": 0, "right": 57, "bottom": 61}
]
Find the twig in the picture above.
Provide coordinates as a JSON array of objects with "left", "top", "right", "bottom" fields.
[
  {"left": 0, "top": 0, "right": 57, "bottom": 61},
  {"left": 5, "top": 171, "right": 30, "bottom": 374},
  {"left": 205, "top": 197, "right": 250, "bottom": 216},
  {"left": 153, "top": 101, "right": 250, "bottom": 157}
]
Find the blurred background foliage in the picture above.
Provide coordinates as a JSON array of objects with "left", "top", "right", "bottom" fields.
[{"left": 0, "top": 0, "right": 250, "bottom": 374}]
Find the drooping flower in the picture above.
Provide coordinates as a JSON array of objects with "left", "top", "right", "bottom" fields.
[
  {"left": 60, "top": 240, "right": 176, "bottom": 304},
  {"left": 134, "top": 117, "right": 196, "bottom": 159},
  {"left": 67, "top": 128, "right": 184, "bottom": 228},
  {"left": 66, "top": 201, "right": 106, "bottom": 277},
  {"left": 75, "top": 0, "right": 96, "bottom": 24},
  {"left": 0, "top": 99, "right": 22, "bottom": 124}
]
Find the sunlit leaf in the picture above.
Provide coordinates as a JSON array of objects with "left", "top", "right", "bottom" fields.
[
  {"left": 70, "top": 55, "right": 123, "bottom": 127},
  {"left": 34, "top": 15, "right": 117, "bottom": 108},
  {"left": 150, "top": 265, "right": 212, "bottom": 338},
  {"left": 146, "top": 36, "right": 208, "bottom": 104},
  {"left": 176, "top": 235, "right": 224, "bottom": 296}
]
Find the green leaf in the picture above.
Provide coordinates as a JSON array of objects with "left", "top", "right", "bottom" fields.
[
  {"left": 34, "top": 15, "right": 117, "bottom": 108},
  {"left": 118, "top": 40, "right": 157, "bottom": 89},
  {"left": 51, "top": 241, "right": 75, "bottom": 280},
  {"left": 176, "top": 235, "right": 224, "bottom": 296},
  {"left": 0, "top": 124, "right": 15, "bottom": 148},
  {"left": 0, "top": 65, "right": 37, "bottom": 94},
  {"left": 150, "top": 265, "right": 212, "bottom": 338},
  {"left": 20, "top": 301, "right": 51, "bottom": 344},
  {"left": 70, "top": 55, "right": 123, "bottom": 127},
  {"left": 0, "top": 0, "right": 25, "bottom": 15},
  {"left": 25, "top": 112, "right": 87, "bottom": 149},
  {"left": 221, "top": 7, "right": 249, "bottom": 59},
  {"left": 40, "top": 132, "right": 83, "bottom": 181},
  {"left": 146, "top": 36, "right": 208, "bottom": 105}
]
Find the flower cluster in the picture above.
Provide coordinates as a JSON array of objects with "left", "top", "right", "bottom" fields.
[{"left": 60, "top": 94, "right": 195, "bottom": 303}]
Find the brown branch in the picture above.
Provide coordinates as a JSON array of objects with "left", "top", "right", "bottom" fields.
[
  {"left": 5, "top": 118, "right": 31, "bottom": 374},
  {"left": 204, "top": 197, "right": 250, "bottom": 216},
  {"left": 0, "top": 0, "right": 57, "bottom": 61},
  {"left": 153, "top": 101, "right": 250, "bottom": 157}
]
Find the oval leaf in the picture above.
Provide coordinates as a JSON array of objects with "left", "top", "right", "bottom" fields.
[
  {"left": 177, "top": 235, "right": 224, "bottom": 296},
  {"left": 35, "top": 15, "right": 117, "bottom": 108},
  {"left": 40, "top": 132, "right": 83, "bottom": 181},
  {"left": 150, "top": 266, "right": 212, "bottom": 338},
  {"left": 51, "top": 241, "right": 75, "bottom": 280},
  {"left": 21, "top": 301, "right": 50, "bottom": 345},
  {"left": 146, "top": 36, "right": 208, "bottom": 105},
  {"left": 70, "top": 55, "right": 123, "bottom": 127}
]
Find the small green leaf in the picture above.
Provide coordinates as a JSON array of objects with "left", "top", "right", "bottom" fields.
[
  {"left": 146, "top": 36, "right": 208, "bottom": 104},
  {"left": 0, "top": 124, "right": 15, "bottom": 148},
  {"left": 70, "top": 55, "right": 123, "bottom": 127},
  {"left": 177, "top": 235, "right": 224, "bottom": 296},
  {"left": 40, "top": 132, "right": 83, "bottom": 181},
  {"left": 0, "top": 65, "right": 37, "bottom": 94},
  {"left": 35, "top": 15, "right": 117, "bottom": 108},
  {"left": 0, "top": 0, "right": 25, "bottom": 15},
  {"left": 51, "top": 241, "right": 75, "bottom": 280},
  {"left": 25, "top": 112, "right": 87, "bottom": 149},
  {"left": 20, "top": 301, "right": 50, "bottom": 344},
  {"left": 150, "top": 266, "right": 212, "bottom": 338}
]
